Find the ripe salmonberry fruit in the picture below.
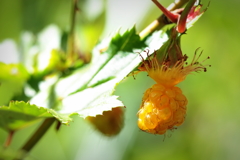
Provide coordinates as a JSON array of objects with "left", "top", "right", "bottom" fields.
[
  {"left": 137, "top": 48, "right": 209, "bottom": 135},
  {"left": 138, "top": 84, "right": 187, "bottom": 134},
  {"left": 86, "top": 107, "right": 124, "bottom": 137}
]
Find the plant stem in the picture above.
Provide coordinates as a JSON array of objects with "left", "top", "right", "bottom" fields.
[
  {"left": 55, "top": 121, "right": 62, "bottom": 131},
  {"left": 21, "top": 118, "right": 55, "bottom": 152},
  {"left": 139, "top": 0, "right": 189, "bottom": 39},
  {"left": 177, "top": 0, "right": 196, "bottom": 33},
  {"left": 67, "top": 0, "right": 78, "bottom": 62},
  {"left": 4, "top": 131, "right": 14, "bottom": 147},
  {"left": 152, "top": 0, "right": 179, "bottom": 23}
]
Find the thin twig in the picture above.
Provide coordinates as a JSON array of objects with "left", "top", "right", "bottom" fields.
[
  {"left": 68, "top": 0, "right": 79, "bottom": 62},
  {"left": 4, "top": 131, "right": 14, "bottom": 147},
  {"left": 21, "top": 118, "right": 56, "bottom": 152},
  {"left": 152, "top": 0, "right": 179, "bottom": 23},
  {"left": 139, "top": 0, "right": 189, "bottom": 39}
]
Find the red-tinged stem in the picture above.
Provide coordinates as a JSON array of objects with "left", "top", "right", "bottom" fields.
[
  {"left": 21, "top": 118, "right": 55, "bottom": 153},
  {"left": 4, "top": 131, "right": 14, "bottom": 147},
  {"left": 152, "top": 0, "right": 179, "bottom": 23},
  {"left": 139, "top": 0, "right": 189, "bottom": 39},
  {"left": 177, "top": 0, "right": 196, "bottom": 33}
]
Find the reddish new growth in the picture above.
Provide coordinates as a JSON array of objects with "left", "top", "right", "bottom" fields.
[{"left": 152, "top": 0, "right": 206, "bottom": 33}]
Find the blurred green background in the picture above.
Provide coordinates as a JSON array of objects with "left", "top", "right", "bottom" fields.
[{"left": 1, "top": 0, "right": 240, "bottom": 159}]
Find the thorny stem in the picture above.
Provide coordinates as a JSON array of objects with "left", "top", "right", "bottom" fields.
[
  {"left": 4, "top": 131, "right": 14, "bottom": 147},
  {"left": 68, "top": 0, "right": 79, "bottom": 62},
  {"left": 21, "top": 118, "right": 55, "bottom": 153},
  {"left": 139, "top": 0, "right": 189, "bottom": 39},
  {"left": 177, "top": 0, "right": 196, "bottom": 33}
]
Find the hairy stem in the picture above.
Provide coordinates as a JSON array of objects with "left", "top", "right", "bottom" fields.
[
  {"left": 21, "top": 118, "right": 56, "bottom": 152},
  {"left": 139, "top": 0, "right": 189, "bottom": 39}
]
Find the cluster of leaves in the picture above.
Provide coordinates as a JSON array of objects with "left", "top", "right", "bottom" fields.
[
  {"left": 0, "top": 3, "right": 206, "bottom": 158},
  {"left": 0, "top": 25, "right": 169, "bottom": 134},
  {"left": 0, "top": 3, "right": 205, "bottom": 132}
]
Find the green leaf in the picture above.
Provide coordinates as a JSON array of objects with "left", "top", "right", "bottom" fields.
[
  {"left": 0, "top": 62, "right": 29, "bottom": 105},
  {"left": 30, "top": 26, "right": 168, "bottom": 120},
  {"left": 60, "top": 79, "right": 124, "bottom": 118},
  {"left": 108, "top": 26, "right": 146, "bottom": 53},
  {"left": 0, "top": 101, "right": 73, "bottom": 131},
  {"left": 34, "top": 27, "right": 147, "bottom": 97},
  {"left": 29, "top": 27, "right": 142, "bottom": 117}
]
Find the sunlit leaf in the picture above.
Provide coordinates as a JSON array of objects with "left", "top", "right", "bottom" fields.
[
  {"left": 31, "top": 27, "right": 148, "bottom": 119},
  {"left": 0, "top": 101, "right": 74, "bottom": 131},
  {"left": 58, "top": 27, "right": 168, "bottom": 118},
  {"left": 60, "top": 78, "right": 124, "bottom": 118},
  {"left": 108, "top": 26, "right": 146, "bottom": 53}
]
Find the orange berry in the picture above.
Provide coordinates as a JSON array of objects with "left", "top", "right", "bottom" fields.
[
  {"left": 173, "top": 108, "right": 186, "bottom": 126},
  {"left": 152, "top": 83, "right": 165, "bottom": 92},
  {"left": 136, "top": 48, "right": 209, "bottom": 135},
  {"left": 165, "top": 88, "right": 175, "bottom": 98},
  {"left": 144, "top": 113, "right": 158, "bottom": 129},
  {"left": 175, "top": 92, "right": 188, "bottom": 108},
  {"left": 150, "top": 90, "right": 162, "bottom": 102},
  {"left": 158, "top": 107, "right": 172, "bottom": 122},
  {"left": 159, "top": 95, "right": 170, "bottom": 107},
  {"left": 142, "top": 88, "right": 151, "bottom": 100},
  {"left": 144, "top": 101, "right": 154, "bottom": 113},
  {"left": 137, "top": 83, "right": 187, "bottom": 135},
  {"left": 156, "top": 126, "right": 168, "bottom": 135},
  {"left": 173, "top": 86, "right": 182, "bottom": 94},
  {"left": 86, "top": 107, "right": 124, "bottom": 137},
  {"left": 138, "top": 118, "right": 148, "bottom": 130},
  {"left": 169, "top": 98, "right": 179, "bottom": 111},
  {"left": 138, "top": 108, "right": 146, "bottom": 120}
]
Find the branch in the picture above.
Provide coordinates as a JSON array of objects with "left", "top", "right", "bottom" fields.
[
  {"left": 139, "top": 0, "right": 189, "bottom": 39},
  {"left": 67, "top": 0, "right": 79, "bottom": 62},
  {"left": 4, "top": 131, "right": 14, "bottom": 147},
  {"left": 21, "top": 118, "right": 56, "bottom": 153}
]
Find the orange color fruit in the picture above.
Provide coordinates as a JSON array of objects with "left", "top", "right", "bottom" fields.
[
  {"left": 138, "top": 84, "right": 187, "bottom": 134},
  {"left": 86, "top": 107, "right": 124, "bottom": 137},
  {"left": 137, "top": 49, "right": 209, "bottom": 135}
]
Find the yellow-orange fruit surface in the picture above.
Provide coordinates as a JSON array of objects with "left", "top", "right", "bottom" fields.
[{"left": 138, "top": 83, "right": 187, "bottom": 135}]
